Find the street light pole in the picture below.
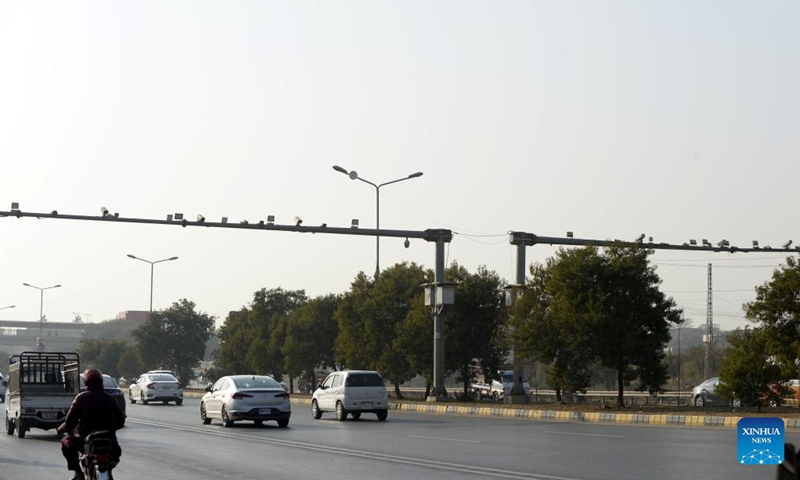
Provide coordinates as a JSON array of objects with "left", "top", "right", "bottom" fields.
[
  {"left": 332, "top": 165, "right": 423, "bottom": 279},
  {"left": 127, "top": 254, "right": 179, "bottom": 318},
  {"left": 22, "top": 283, "right": 61, "bottom": 337}
]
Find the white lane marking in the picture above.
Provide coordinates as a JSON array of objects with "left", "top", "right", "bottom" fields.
[
  {"left": 542, "top": 431, "right": 624, "bottom": 438},
  {"left": 127, "top": 417, "right": 583, "bottom": 480},
  {"left": 409, "top": 434, "right": 482, "bottom": 444}
]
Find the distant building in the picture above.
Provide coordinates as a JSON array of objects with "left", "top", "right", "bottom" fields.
[{"left": 116, "top": 311, "right": 150, "bottom": 323}]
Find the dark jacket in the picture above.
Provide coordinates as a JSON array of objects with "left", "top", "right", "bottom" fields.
[{"left": 62, "top": 385, "right": 125, "bottom": 438}]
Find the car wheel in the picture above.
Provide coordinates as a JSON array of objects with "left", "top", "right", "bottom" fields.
[
  {"left": 222, "top": 406, "right": 234, "bottom": 428},
  {"left": 768, "top": 396, "right": 780, "bottom": 408},
  {"left": 351, "top": 412, "right": 361, "bottom": 420},
  {"left": 732, "top": 398, "right": 742, "bottom": 408},
  {"left": 176, "top": 399, "right": 183, "bottom": 406},
  {"left": 129, "top": 392, "right": 136, "bottom": 404},
  {"left": 694, "top": 395, "right": 705, "bottom": 407},
  {"left": 376, "top": 410, "right": 388, "bottom": 422},
  {"left": 141, "top": 392, "right": 149, "bottom": 405},
  {"left": 277, "top": 418, "right": 289, "bottom": 428},
  {"left": 16, "top": 419, "right": 24, "bottom": 438},
  {"left": 5, "top": 414, "right": 14, "bottom": 435},
  {"left": 335, "top": 402, "right": 347, "bottom": 421},
  {"left": 492, "top": 391, "right": 499, "bottom": 401},
  {"left": 200, "top": 402, "right": 211, "bottom": 425},
  {"left": 311, "top": 400, "right": 322, "bottom": 419}
]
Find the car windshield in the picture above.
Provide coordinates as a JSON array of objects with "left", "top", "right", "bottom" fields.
[{"left": 232, "top": 376, "right": 281, "bottom": 389}]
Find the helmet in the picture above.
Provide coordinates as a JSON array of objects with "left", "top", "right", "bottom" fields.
[{"left": 84, "top": 368, "right": 103, "bottom": 383}]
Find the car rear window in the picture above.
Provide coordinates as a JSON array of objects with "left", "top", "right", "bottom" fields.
[
  {"left": 103, "top": 377, "right": 118, "bottom": 389},
  {"left": 346, "top": 373, "right": 384, "bottom": 387},
  {"left": 150, "top": 374, "right": 177, "bottom": 382},
  {"left": 232, "top": 376, "right": 282, "bottom": 389}
]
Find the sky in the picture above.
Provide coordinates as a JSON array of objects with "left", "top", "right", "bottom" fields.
[{"left": 0, "top": 1, "right": 797, "bottom": 332}]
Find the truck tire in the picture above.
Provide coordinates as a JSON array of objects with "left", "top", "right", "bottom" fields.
[{"left": 16, "top": 419, "right": 25, "bottom": 438}]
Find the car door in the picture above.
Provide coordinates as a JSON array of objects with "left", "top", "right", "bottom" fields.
[
  {"left": 319, "top": 374, "right": 336, "bottom": 410},
  {"left": 205, "top": 378, "right": 228, "bottom": 417},
  {"left": 129, "top": 375, "right": 144, "bottom": 400}
]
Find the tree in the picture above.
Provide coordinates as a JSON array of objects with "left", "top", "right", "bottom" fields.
[
  {"left": 717, "top": 327, "right": 788, "bottom": 412},
  {"left": 216, "top": 288, "right": 308, "bottom": 378},
  {"left": 512, "top": 256, "right": 597, "bottom": 402},
  {"left": 335, "top": 263, "right": 427, "bottom": 398},
  {"left": 394, "top": 295, "right": 434, "bottom": 396},
  {"left": 283, "top": 294, "right": 341, "bottom": 390},
  {"left": 745, "top": 255, "right": 800, "bottom": 377},
  {"left": 132, "top": 299, "right": 215, "bottom": 385},
  {"left": 443, "top": 263, "right": 507, "bottom": 399},
  {"left": 78, "top": 338, "right": 136, "bottom": 378},
  {"left": 513, "top": 246, "right": 682, "bottom": 406}
]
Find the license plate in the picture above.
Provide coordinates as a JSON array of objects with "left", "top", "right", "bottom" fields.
[
  {"left": 362, "top": 402, "right": 372, "bottom": 409},
  {"left": 259, "top": 408, "right": 273, "bottom": 415},
  {"left": 42, "top": 411, "right": 58, "bottom": 420},
  {"left": 160, "top": 386, "right": 172, "bottom": 390}
]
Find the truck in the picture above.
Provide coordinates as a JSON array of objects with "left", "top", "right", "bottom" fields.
[
  {"left": 472, "top": 370, "right": 531, "bottom": 400},
  {"left": 5, "top": 351, "right": 80, "bottom": 438}
]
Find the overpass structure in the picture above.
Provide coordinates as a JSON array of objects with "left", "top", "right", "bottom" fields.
[{"left": 0, "top": 320, "right": 84, "bottom": 353}]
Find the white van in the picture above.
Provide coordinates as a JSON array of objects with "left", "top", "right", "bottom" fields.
[{"left": 311, "top": 370, "right": 388, "bottom": 421}]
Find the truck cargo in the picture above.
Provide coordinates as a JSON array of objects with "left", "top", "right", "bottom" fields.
[{"left": 4, "top": 351, "right": 80, "bottom": 438}]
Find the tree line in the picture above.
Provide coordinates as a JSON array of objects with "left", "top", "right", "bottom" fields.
[{"left": 77, "top": 246, "right": 800, "bottom": 407}]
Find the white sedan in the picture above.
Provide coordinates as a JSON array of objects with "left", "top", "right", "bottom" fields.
[
  {"left": 200, "top": 375, "right": 291, "bottom": 427},
  {"left": 129, "top": 373, "right": 184, "bottom": 405}
]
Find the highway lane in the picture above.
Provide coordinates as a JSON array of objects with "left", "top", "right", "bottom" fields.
[{"left": 1, "top": 399, "right": 796, "bottom": 480}]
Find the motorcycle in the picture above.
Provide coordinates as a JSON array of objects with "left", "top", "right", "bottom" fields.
[{"left": 80, "top": 430, "right": 115, "bottom": 480}]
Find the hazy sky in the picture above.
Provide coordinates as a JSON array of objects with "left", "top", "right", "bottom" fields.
[{"left": 0, "top": 1, "right": 797, "bottom": 332}]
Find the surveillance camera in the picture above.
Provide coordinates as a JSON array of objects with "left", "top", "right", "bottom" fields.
[
  {"left": 783, "top": 240, "right": 793, "bottom": 249},
  {"left": 404, "top": 238, "right": 410, "bottom": 249},
  {"left": 100, "top": 206, "right": 109, "bottom": 216}
]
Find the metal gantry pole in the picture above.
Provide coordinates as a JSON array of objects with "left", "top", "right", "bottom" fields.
[
  {"left": 150, "top": 261, "right": 155, "bottom": 317},
  {"left": 433, "top": 238, "right": 446, "bottom": 397},
  {"left": 375, "top": 185, "right": 380, "bottom": 279}
]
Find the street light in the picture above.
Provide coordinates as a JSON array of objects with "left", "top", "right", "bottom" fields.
[
  {"left": 332, "top": 165, "right": 423, "bottom": 278},
  {"left": 127, "top": 254, "right": 179, "bottom": 317},
  {"left": 22, "top": 283, "right": 61, "bottom": 337}
]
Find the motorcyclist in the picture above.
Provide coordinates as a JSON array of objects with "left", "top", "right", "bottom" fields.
[{"left": 57, "top": 368, "right": 125, "bottom": 480}]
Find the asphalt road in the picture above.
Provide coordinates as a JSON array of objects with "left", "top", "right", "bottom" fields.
[{"left": 1, "top": 399, "right": 798, "bottom": 480}]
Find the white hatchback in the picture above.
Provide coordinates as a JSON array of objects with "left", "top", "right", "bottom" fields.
[{"left": 312, "top": 370, "right": 388, "bottom": 421}]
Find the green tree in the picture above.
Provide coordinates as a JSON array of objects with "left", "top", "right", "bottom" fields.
[
  {"left": 334, "top": 272, "right": 374, "bottom": 370},
  {"left": 132, "top": 299, "right": 215, "bottom": 385},
  {"left": 444, "top": 263, "right": 508, "bottom": 399},
  {"left": 77, "top": 338, "right": 135, "bottom": 378},
  {"left": 512, "top": 258, "right": 596, "bottom": 402},
  {"left": 717, "top": 327, "right": 788, "bottom": 412},
  {"left": 589, "top": 246, "right": 682, "bottom": 405},
  {"left": 335, "top": 263, "right": 427, "bottom": 397},
  {"left": 283, "top": 294, "right": 341, "bottom": 390},
  {"left": 216, "top": 288, "right": 307, "bottom": 378},
  {"left": 745, "top": 256, "right": 800, "bottom": 377},
  {"left": 394, "top": 295, "right": 433, "bottom": 396},
  {"left": 513, "top": 246, "right": 681, "bottom": 406}
]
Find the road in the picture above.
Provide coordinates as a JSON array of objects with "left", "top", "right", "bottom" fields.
[{"left": 0, "top": 399, "right": 796, "bottom": 480}]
